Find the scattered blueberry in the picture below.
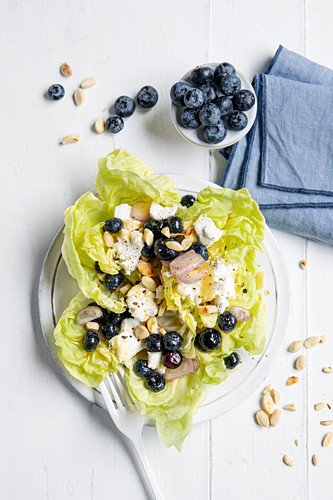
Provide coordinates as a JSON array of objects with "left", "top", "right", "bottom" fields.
[
  {"left": 194, "top": 334, "right": 210, "bottom": 352},
  {"left": 167, "top": 216, "right": 183, "bottom": 234},
  {"left": 190, "top": 242, "right": 209, "bottom": 260},
  {"left": 224, "top": 352, "right": 241, "bottom": 369},
  {"left": 103, "top": 217, "right": 124, "bottom": 233},
  {"left": 141, "top": 243, "right": 156, "bottom": 259},
  {"left": 105, "top": 311, "right": 125, "bottom": 325},
  {"left": 103, "top": 272, "right": 124, "bottom": 292},
  {"left": 145, "top": 372, "right": 166, "bottom": 392},
  {"left": 218, "top": 311, "right": 237, "bottom": 332},
  {"left": 197, "top": 328, "right": 222, "bottom": 351},
  {"left": 200, "top": 83, "right": 218, "bottom": 104},
  {"left": 215, "top": 96, "right": 233, "bottom": 119},
  {"left": 47, "top": 84, "right": 65, "bottom": 101},
  {"left": 95, "top": 261, "right": 102, "bottom": 273},
  {"left": 114, "top": 95, "right": 135, "bottom": 117},
  {"left": 145, "top": 334, "right": 164, "bottom": 352},
  {"left": 203, "top": 121, "right": 227, "bottom": 144},
  {"left": 162, "top": 350, "right": 182, "bottom": 369},
  {"left": 101, "top": 323, "right": 118, "bottom": 339},
  {"left": 106, "top": 115, "right": 124, "bottom": 133},
  {"left": 137, "top": 86, "right": 158, "bottom": 108},
  {"left": 163, "top": 331, "right": 183, "bottom": 351},
  {"left": 154, "top": 237, "right": 181, "bottom": 260},
  {"left": 228, "top": 110, "right": 248, "bottom": 131},
  {"left": 184, "top": 88, "right": 204, "bottom": 109},
  {"left": 219, "top": 75, "right": 241, "bottom": 96},
  {"left": 170, "top": 81, "right": 193, "bottom": 107},
  {"left": 199, "top": 103, "right": 222, "bottom": 126},
  {"left": 190, "top": 66, "right": 214, "bottom": 85},
  {"left": 144, "top": 218, "right": 166, "bottom": 239},
  {"left": 233, "top": 90, "right": 255, "bottom": 111},
  {"left": 134, "top": 359, "right": 153, "bottom": 378},
  {"left": 83, "top": 331, "right": 99, "bottom": 352},
  {"left": 214, "top": 63, "right": 236, "bottom": 83},
  {"left": 181, "top": 108, "right": 201, "bottom": 129},
  {"left": 181, "top": 194, "right": 196, "bottom": 208}
]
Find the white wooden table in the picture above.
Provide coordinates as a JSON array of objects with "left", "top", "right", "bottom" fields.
[{"left": 1, "top": 1, "right": 332, "bottom": 499}]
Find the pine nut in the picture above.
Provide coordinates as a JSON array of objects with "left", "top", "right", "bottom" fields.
[
  {"left": 284, "top": 404, "right": 297, "bottom": 411},
  {"left": 74, "top": 88, "right": 85, "bottom": 106},
  {"left": 270, "top": 409, "right": 281, "bottom": 427},
  {"left": 295, "top": 355, "right": 307, "bottom": 370},
  {"left": 271, "top": 388, "right": 280, "bottom": 404},
  {"left": 147, "top": 317, "right": 158, "bottom": 333},
  {"left": 80, "top": 76, "right": 97, "bottom": 89},
  {"left": 322, "top": 432, "right": 333, "bottom": 447},
  {"left": 94, "top": 118, "right": 105, "bottom": 134},
  {"left": 286, "top": 376, "right": 299, "bottom": 386},
  {"left": 312, "top": 454, "right": 319, "bottom": 466},
  {"left": 261, "top": 394, "right": 274, "bottom": 415},
  {"left": 314, "top": 402, "right": 326, "bottom": 411},
  {"left": 134, "top": 325, "right": 149, "bottom": 339},
  {"left": 323, "top": 367, "right": 333, "bottom": 374},
  {"left": 165, "top": 240, "right": 183, "bottom": 252},
  {"left": 161, "top": 227, "right": 171, "bottom": 238},
  {"left": 142, "top": 276, "right": 157, "bottom": 292},
  {"left": 138, "top": 261, "right": 154, "bottom": 276},
  {"left": 255, "top": 410, "right": 269, "bottom": 427},
  {"left": 304, "top": 336, "right": 320, "bottom": 349},
  {"left": 283, "top": 455, "right": 294, "bottom": 467},
  {"left": 288, "top": 340, "right": 303, "bottom": 353},
  {"left": 143, "top": 228, "right": 154, "bottom": 246},
  {"left": 62, "top": 134, "right": 80, "bottom": 144},
  {"left": 60, "top": 62, "right": 72, "bottom": 76},
  {"left": 103, "top": 231, "right": 114, "bottom": 247}
]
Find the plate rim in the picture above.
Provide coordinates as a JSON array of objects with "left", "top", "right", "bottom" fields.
[{"left": 38, "top": 174, "right": 290, "bottom": 424}]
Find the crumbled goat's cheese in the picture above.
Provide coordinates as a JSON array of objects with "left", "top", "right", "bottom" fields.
[
  {"left": 126, "top": 284, "right": 158, "bottom": 322},
  {"left": 110, "top": 318, "right": 144, "bottom": 362},
  {"left": 150, "top": 203, "right": 177, "bottom": 220},
  {"left": 193, "top": 214, "right": 223, "bottom": 247},
  {"left": 114, "top": 230, "right": 144, "bottom": 275}
]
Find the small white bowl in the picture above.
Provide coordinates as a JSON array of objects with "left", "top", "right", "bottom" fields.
[{"left": 170, "top": 63, "right": 257, "bottom": 149}]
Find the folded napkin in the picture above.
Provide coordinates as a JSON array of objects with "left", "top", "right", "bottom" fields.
[{"left": 221, "top": 46, "right": 333, "bottom": 245}]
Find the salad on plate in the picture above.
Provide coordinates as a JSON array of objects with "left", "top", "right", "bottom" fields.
[{"left": 54, "top": 148, "right": 266, "bottom": 450}]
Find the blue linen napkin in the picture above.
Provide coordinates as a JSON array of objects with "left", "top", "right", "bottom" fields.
[{"left": 221, "top": 46, "right": 333, "bottom": 245}]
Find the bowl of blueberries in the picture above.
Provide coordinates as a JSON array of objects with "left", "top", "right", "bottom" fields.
[{"left": 170, "top": 62, "right": 257, "bottom": 148}]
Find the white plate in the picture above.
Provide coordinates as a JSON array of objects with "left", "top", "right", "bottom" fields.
[
  {"left": 38, "top": 174, "right": 290, "bottom": 424},
  {"left": 170, "top": 63, "right": 257, "bottom": 149}
]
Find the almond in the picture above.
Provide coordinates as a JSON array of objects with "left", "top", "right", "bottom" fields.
[
  {"left": 60, "top": 62, "right": 72, "bottom": 77},
  {"left": 161, "top": 226, "right": 171, "bottom": 238},
  {"left": 284, "top": 404, "right": 297, "bottom": 411},
  {"left": 322, "top": 432, "right": 333, "bottom": 447},
  {"left": 94, "top": 118, "right": 105, "bottom": 134},
  {"left": 134, "top": 324, "right": 149, "bottom": 340},
  {"left": 142, "top": 276, "right": 157, "bottom": 292},
  {"left": 295, "top": 355, "right": 307, "bottom": 370},
  {"left": 304, "top": 336, "right": 320, "bottom": 349},
  {"left": 165, "top": 240, "right": 183, "bottom": 252},
  {"left": 181, "top": 237, "right": 193, "bottom": 251},
  {"left": 147, "top": 316, "right": 158, "bottom": 333},
  {"left": 143, "top": 228, "right": 154, "bottom": 246},
  {"left": 271, "top": 388, "right": 280, "bottom": 404},
  {"left": 263, "top": 384, "right": 271, "bottom": 395},
  {"left": 62, "top": 134, "right": 80, "bottom": 144},
  {"left": 312, "top": 454, "right": 319, "bottom": 466},
  {"left": 261, "top": 394, "right": 274, "bottom": 415},
  {"left": 103, "top": 231, "right": 114, "bottom": 247},
  {"left": 255, "top": 409, "right": 269, "bottom": 428},
  {"left": 288, "top": 340, "right": 303, "bottom": 353},
  {"left": 286, "top": 376, "right": 299, "bottom": 386},
  {"left": 80, "top": 76, "right": 97, "bottom": 89},
  {"left": 283, "top": 455, "right": 294, "bottom": 467},
  {"left": 138, "top": 261, "right": 154, "bottom": 276},
  {"left": 74, "top": 88, "right": 85, "bottom": 106},
  {"left": 270, "top": 409, "right": 281, "bottom": 427}
]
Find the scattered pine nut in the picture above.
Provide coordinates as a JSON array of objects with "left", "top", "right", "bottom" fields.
[
  {"left": 288, "top": 340, "right": 303, "bottom": 353},
  {"left": 80, "top": 76, "right": 97, "bottom": 89},
  {"left": 284, "top": 404, "right": 297, "bottom": 411},
  {"left": 94, "top": 118, "right": 105, "bottom": 134},
  {"left": 271, "top": 388, "right": 280, "bottom": 404},
  {"left": 138, "top": 261, "right": 154, "bottom": 276},
  {"left": 295, "top": 355, "right": 307, "bottom": 370},
  {"left": 283, "top": 455, "right": 294, "bottom": 467},
  {"left": 255, "top": 409, "right": 269, "bottom": 428},
  {"left": 299, "top": 260, "right": 307, "bottom": 270},
  {"left": 147, "top": 316, "right": 158, "bottom": 333},
  {"left": 320, "top": 335, "right": 327, "bottom": 343},
  {"left": 181, "top": 237, "right": 193, "bottom": 251},
  {"left": 322, "top": 367, "right": 333, "bottom": 374},
  {"left": 60, "top": 62, "right": 72, "bottom": 76},
  {"left": 74, "top": 88, "right": 86, "bottom": 106},
  {"left": 312, "top": 454, "right": 319, "bottom": 466},
  {"left": 304, "top": 336, "right": 320, "bottom": 349},
  {"left": 320, "top": 420, "right": 333, "bottom": 426},
  {"left": 165, "top": 240, "right": 183, "bottom": 252},
  {"left": 315, "top": 402, "right": 326, "bottom": 411},
  {"left": 103, "top": 231, "right": 114, "bottom": 247},
  {"left": 270, "top": 409, "right": 281, "bottom": 427},
  {"left": 286, "top": 376, "right": 299, "bottom": 386},
  {"left": 322, "top": 432, "right": 333, "bottom": 447},
  {"left": 161, "top": 226, "right": 171, "bottom": 238},
  {"left": 143, "top": 228, "right": 154, "bottom": 246},
  {"left": 263, "top": 384, "right": 271, "bottom": 395},
  {"left": 134, "top": 324, "right": 149, "bottom": 340},
  {"left": 142, "top": 276, "right": 157, "bottom": 292},
  {"left": 261, "top": 394, "right": 274, "bottom": 415},
  {"left": 295, "top": 439, "right": 299, "bottom": 447},
  {"left": 62, "top": 133, "right": 80, "bottom": 144}
]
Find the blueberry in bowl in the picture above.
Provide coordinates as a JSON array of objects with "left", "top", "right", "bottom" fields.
[
  {"left": 215, "top": 96, "right": 233, "bottom": 119},
  {"left": 170, "top": 81, "right": 193, "bottom": 107},
  {"left": 199, "top": 103, "right": 222, "bottom": 126},
  {"left": 181, "top": 108, "right": 201, "bottom": 129},
  {"left": 219, "top": 75, "right": 241, "bottom": 96},
  {"left": 228, "top": 110, "right": 248, "bottom": 131},
  {"left": 203, "top": 121, "right": 227, "bottom": 144},
  {"left": 200, "top": 83, "right": 218, "bottom": 104},
  {"left": 233, "top": 89, "right": 255, "bottom": 112},
  {"left": 183, "top": 88, "right": 204, "bottom": 109},
  {"left": 190, "top": 66, "right": 214, "bottom": 85},
  {"left": 214, "top": 62, "right": 236, "bottom": 83}
]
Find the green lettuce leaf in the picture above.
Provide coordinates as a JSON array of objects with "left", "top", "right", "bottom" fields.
[{"left": 54, "top": 292, "right": 119, "bottom": 386}]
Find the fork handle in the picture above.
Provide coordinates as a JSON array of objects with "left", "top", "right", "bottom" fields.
[{"left": 132, "top": 437, "right": 165, "bottom": 500}]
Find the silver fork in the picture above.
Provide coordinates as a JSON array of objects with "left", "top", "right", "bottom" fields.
[{"left": 99, "top": 371, "right": 164, "bottom": 500}]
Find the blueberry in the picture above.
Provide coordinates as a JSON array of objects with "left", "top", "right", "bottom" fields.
[
  {"left": 154, "top": 238, "right": 181, "bottom": 260},
  {"left": 181, "top": 108, "right": 201, "bottom": 129},
  {"left": 215, "top": 96, "right": 233, "bottom": 119},
  {"left": 167, "top": 216, "right": 183, "bottom": 234},
  {"left": 145, "top": 372, "right": 166, "bottom": 392},
  {"left": 142, "top": 243, "right": 155, "bottom": 259},
  {"left": 200, "top": 83, "right": 218, "bottom": 104},
  {"left": 145, "top": 334, "right": 164, "bottom": 352},
  {"left": 228, "top": 110, "right": 248, "bottom": 131},
  {"left": 181, "top": 194, "right": 196, "bottom": 208},
  {"left": 137, "top": 86, "right": 158, "bottom": 108},
  {"left": 106, "top": 115, "right": 124, "bottom": 133},
  {"left": 190, "top": 66, "right": 214, "bottom": 85},
  {"left": 95, "top": 261, "right": 102, "bottom": 273},
  {"left": 233, "top": 90, "right": 255, "bottom": 111},
  {"left": 134, "top": 359, "right": 153, "bottom": 378},
  {"left": 218, "top": 311, "right": 237, "bottom": 332},
  {"left": 144, "top": 218, "right": 166, "bottom": 239},
  {"left": 105, "top": 311, "right": 125, "bottom": 325},
  {"left": 104, "top": 272, "right": 124, "bottom": 292},
  {"left": 90, "top": 305, "right": 109, "bottom": 324},
  {"left": 114, "top": 95, "right": 135, "bottom": 117},
  {"left": 103, "top": 218, "right": 123, "bottom": 233},
  {"left": 83, "top": 331, "right": 99, "bottom": 352},
  {"left": 190, "top": 242, "right": 208, "bottom": 260},
  {"left": 214, "top": 63, "right": 236, "bottom": 83},
  {"left": 184, "top": 88, "right": 204, "bottom": 109},
  {"left": 101, "top": 323, "right": 118, "bottom": 339},
  {"left": 47, "top": 84, "right": 65, "bottom": 101},
  {"left": 203, "top": 121, "right": 227, "bottom": 144},
  {"left": 197, "top": 328, "right": 222, "bottom": 352},
  {"left": 162, "top": 350, "right": 182, "bottom": 369},
  {"left": 199, "top": 103, "right": 222, "bottom": 126},
  {"left": 194, "top": 334, "right": 210, "bottom": 352},
  {"left": 219, "top": 75, "right": 241, "bottom": 96},
  {"left": 170, "top": 81, "right": 192, "bottom": 107},
  {"left": 163, "top": 331, "right": 183, "bottom": 351},
  {"left": 224, "top": 352, "right": 240, "bottom": 369}
]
